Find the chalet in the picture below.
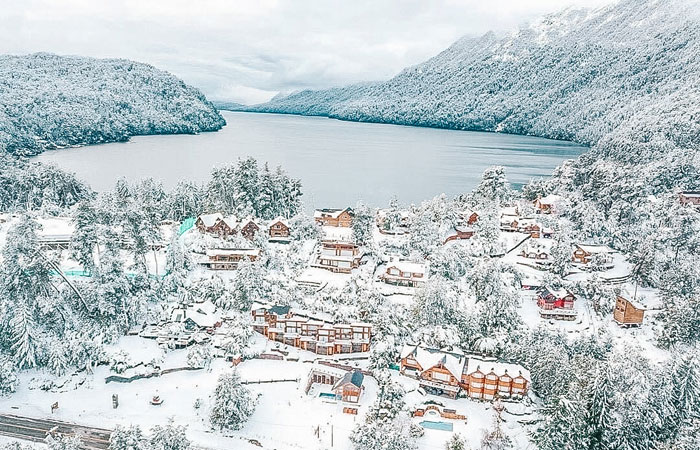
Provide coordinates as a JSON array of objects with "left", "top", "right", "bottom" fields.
[
  {"left": 458, "top": 210, "right": 479, "bottom": 225},
  {"left": 500, "top": 215, "right": 519, "bottom": 232},
  {"left": 333, "top": 370, "right": 364, "bottom": 403},
  {"left": 200, "top": 248, "right": 260, "bottom": 270},
  {"left": 572, "top": 244, "right": 615, "bottom": 265},
  {"left": 314, "top": 208, "right": 354, "bottom": 227},
  {"left": 537, "top": 286, "right": 577, "bottom": 320},
  {"left": 679, "top": 191, "right": 700, "bottom": 207},
  {"left": 196, "top": 213, "right": 223, "bottom": 233},
  {"left": 239, "top": 218, "right": 261, "bottom": 240},
  {"left": 314, "top": 241, "right": 364, "bottom": 273},
  {"left": 444, "top": 226, "right": 475, "bottom": 244},
  {"left": 210, "top": 216, "right": 239, "bottom": 237},
  {"left": 170, "top": 300, "right": 222, "bottom": 332},
  {"left": 251, "top": 304, "right": 372, "bottom": 355},
  {"left": 613, "top": 295, "right": 645, "bottom": 327},
  {"left": 399, "top": 345, "right": 465, "bottom": 398},
  {"left": 268, "top": 217, "right": 290, "bottom": 239},
  {"left": 520, "top": 276, "right": 543, "bottom": 291},
  {"left": 380, "top": 260, "right": 428, "bottom": 287},
  {"left": 542, "top": 227, "right": 555, "bottom": 239},
  {"left": 534, "top": 194, "right": 561, "bottom": 214},
  {"left": 517, "top": 218, "right": 541, "bottom": 238},
  {"left": 462, "top": 356, "right": 530, "bottom": 401},
  {"left": 519, "top": 243, "right": 550, "bottom": 265}
]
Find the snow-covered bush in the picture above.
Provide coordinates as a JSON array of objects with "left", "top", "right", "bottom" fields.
[
  {"left": 109, "top": 350, "right": 132, "bottom": 374},
  {"left": 186, "top": 344, "right": 213, "bottom": 369}
]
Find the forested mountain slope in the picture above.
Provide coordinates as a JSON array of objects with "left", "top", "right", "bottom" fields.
[
  {"left": 0, "top": 53, "right": 226, "bottom": 155},
  {"left": 250, "top": 0, "right": 700, "bottom": 181}
]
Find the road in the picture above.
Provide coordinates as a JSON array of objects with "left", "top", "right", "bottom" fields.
[{"left": 0, "top": 414, "right": 111, "bottom": 449}]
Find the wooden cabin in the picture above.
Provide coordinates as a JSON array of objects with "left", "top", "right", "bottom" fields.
[
  {"left": 399, "top": 345, "right": 464, "bottom": 398},
  {"left": 520, "top": 223, "right": 541, "bottom": 238},
  {"left": 240, "top": 219, "right": 260, "bottom": 240},
  {"left": 201, "top": 248, "right": 260, "bottom": 270},
  {"left": 679, "top": 191, "right": 700, "bottom": 207},
  {"left": 613, "top": 295, "right": 645, "bottom": 327},
  {"left": 333, "top": 370, "right": 364, "bottom": 403},
  {"left": 380, "top": 261, "right": 428, "bottom": 287},
  {"left": 315, "top": 241, "right": 363, "bottom": 273},
  {"left": 534, "top": 194, "right": 561, "bottom": 214},
  {"left": 537, "top": 286, "right": 577, "bottom": 320},
  {"left": 444, "top": 226, "right": 475, "bottom": 244},
  {"left": 211, "top": 216, "right": 238, "bottom": 237},
  {"left": 500, "top": 215, "right": 519, "bottom": 232},
  {"left": 269, "top": 218, "right": 290, "bottom": 238},
  {"left": 195, "top": 213, "right": 223, "bottom": 233},
  {"left": 573, "top": 244, "right": 615, "bottom": 265},
  {"left": 314, "top": 208, "right": 354, "bottom": 227}
]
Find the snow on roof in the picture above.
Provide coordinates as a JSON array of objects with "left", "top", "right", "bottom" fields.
[
  {"left": 36, "top": 217, "right": 75, "bottom": 238},
  {"left": 680, "top": 191, "right": 700, "bottom": 197},
  {"left": 401, "top": 344, "right": 465, "bottom": 379},
  {"left": 205, "top": 248, "right": 260, "bottom": 257},
  {"left": 576, "top": 243, "right": 615, "bottom": 254},
  {"left": 464, "top": 356, "right": 530, "bottom": 381},
  {"left": 538, "top": 194, "right": 561, "bottom": 205},
  {"left": 314, "top": 208, "right": 352, "bottom": 219},
  {"left": 220, "top": 215, "right": 239, "bottom": 228},
  {"left": 387, "top": 260, "right": 427, "bottom": 275},
  {"left": 310, "top": 362, "right": 347, "bottom": 379},
  {"left": 501, "top": 206, "right": 519, "bottom": 216},
  {"left": 198, "top": 213, "right": 222, "bottom": 228},
  {"left": 455, "top": 225, "right": 475, "bottom": 233},
  {"left": 540, "top": 285, "right": 573, "bottom": 299},
  {"left": 269, "top": 217, "right": 289, "bottom": 227}
]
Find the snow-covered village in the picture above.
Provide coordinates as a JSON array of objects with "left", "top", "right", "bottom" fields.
[{"left": 1, "top": 0, "right": 700, "bottom": 450}]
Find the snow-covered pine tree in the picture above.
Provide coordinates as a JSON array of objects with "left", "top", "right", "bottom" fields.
[
  {"left": 210, "top": 369, "right": 257, "bottom": 431},
  {"left": 149, "top": 419, "right": 191, "bottom": 450},
  {"left": 351, "top": 202, "right": 373, "bottom": 245}
]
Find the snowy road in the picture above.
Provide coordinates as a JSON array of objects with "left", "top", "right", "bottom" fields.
[{"left": 0, "top": 414, "right": 111, "bottom": 449}]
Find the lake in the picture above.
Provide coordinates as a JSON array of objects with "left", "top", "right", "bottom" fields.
[{"left": 36, "top": 111, "right": 586, "bottom": 208}]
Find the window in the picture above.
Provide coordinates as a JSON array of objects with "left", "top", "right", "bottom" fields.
[{"left": 432, "top": 371, "right": 451, "bottom": 382}]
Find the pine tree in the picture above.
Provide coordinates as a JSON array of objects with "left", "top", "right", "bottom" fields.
[
  {"left": 150, "top": 419, "right": 191, "bottom": 450},
  {"left": 351, "top": 202, "right": 373, "bottom": 245},
  {"left": 71, "top": 199, "right": 99, "bottom": 274},
  {"left": 109, "top": 424, "right": 148, "bottom": 450},
  {"left": 210, "top": 370, "right": 257, "bottom": 431}
]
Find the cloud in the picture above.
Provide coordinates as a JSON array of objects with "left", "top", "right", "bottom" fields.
[{"left": 0, "top": 0, "right": 613, "bottom": 104}]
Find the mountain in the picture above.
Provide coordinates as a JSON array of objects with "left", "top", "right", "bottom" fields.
[
  {"left": 0, "top": 53, "right": 226, "bottom": 155},
  {"left": 250, "top": 0, "right": 700, "bottom": 186},
  {"left": 212, "top": 100, "right": 246, "bottom": 111}
]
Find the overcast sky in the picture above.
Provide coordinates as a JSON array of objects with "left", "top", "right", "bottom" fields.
[{"left": 1, "top": 0, "right": 612, "bottom": 104}]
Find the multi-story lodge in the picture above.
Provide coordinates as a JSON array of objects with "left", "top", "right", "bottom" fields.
[
  {"left": 572, "top": 244, "right": 615, "bottom": 265},
  {"left": 537, "top": 286, "right": 577, "bottom": 320},
  {"left": 195, "top": 213, "right": 223, "bottom": 233},
  {"left": 380, "top": 260, "right": 428, "bottom": 287},
  {"left": 613, "top": 295, "right": 645, "bottom": 327},
  {"left": 268, "top": 218, "right": 290, "bottom": 239},
  {"left": 200, "top": 248, "right": 260, "bottom": 270},
  {"left": 251, "top": 304, "right": 372, "bottom": 355},
  {"left": 679, "top": 191, "right": 700, "bottom": 207},
  {"left": 314, "top": 241, "right": 364, "bottom": 273},
  {"left": 314, "top": 208, "right": 354, "bottom": 227},
  {"left": 399, "top": 344, "right": 530, "bottom": 401}
]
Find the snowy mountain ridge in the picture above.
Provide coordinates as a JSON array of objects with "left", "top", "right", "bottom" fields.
[{"left": 0, "top": 53, "right": 226, "bottom": 156}]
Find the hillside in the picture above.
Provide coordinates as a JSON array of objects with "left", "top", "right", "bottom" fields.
[
  {"left": 0, "top": 53, "right": 226, "bottom": 155},
  {"left": 250, "top": 0, "right": 700, "bottom": 191}
]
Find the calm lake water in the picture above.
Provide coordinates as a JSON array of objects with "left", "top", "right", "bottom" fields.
[{"left": 36, "top": 111, "right": 586, "bottom": 208}]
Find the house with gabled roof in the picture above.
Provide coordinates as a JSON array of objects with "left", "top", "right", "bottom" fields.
[
  {"left": 333, "top": 370, "right": 365, "bottom": 403},
  {"left": 535, "top": 194, "right": 561, "bottom": 214},
  {"left": 400, "top": 344, "right": 465, "bottom": 398},
  {"left": 573, "top": 243, "right": 615, "bottom": 265},
  {"left": 314, "top": 208, "right": 354, "bottom": 227},
  {"left": 195, "top": 213, "right": 223, "bottom": 233},
  {"left": 537, "top": 286, "right": 577, "bottom": 320},
  {"left": 380, "top": 260, "right": 429, "bottom": 287},
  {"left": 268, "top": 217, "right": 290, "bottom": 239},
  {"left": 462, "top": 356, "right": 531, "bottom": 401}
]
